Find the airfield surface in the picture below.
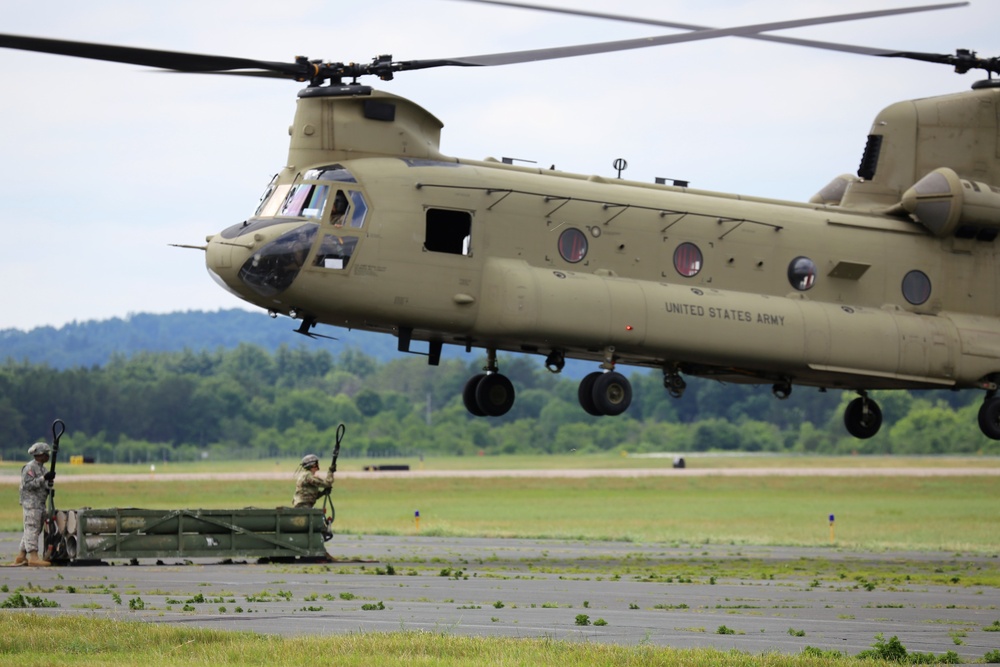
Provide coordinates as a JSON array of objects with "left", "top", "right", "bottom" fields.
[
  {"left": 2, "top": 532, "right": 998, "bottom": 660},
  {"left": 2, "top": 466, "right": 998, "bottom": 485}
]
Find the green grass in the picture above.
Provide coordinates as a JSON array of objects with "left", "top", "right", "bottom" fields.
[
  {"left": 2, "top": 470, "right": 997, "bottom": 552},
  {"left": 0, "top": 613, "right": 926, "bottom": 666}
]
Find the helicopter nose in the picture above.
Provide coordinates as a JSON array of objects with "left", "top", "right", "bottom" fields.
[{"left": 206, "top": 219, "right": 318, "bottom": 302}]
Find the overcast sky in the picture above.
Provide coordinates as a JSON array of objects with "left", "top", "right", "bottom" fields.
[{"left": 0, "top": 0, "right": 994, "bottom": 332}]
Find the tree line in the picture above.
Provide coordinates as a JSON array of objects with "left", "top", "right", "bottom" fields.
[{"left": 1, "top": 344, "right": 995, "bottom": 463}]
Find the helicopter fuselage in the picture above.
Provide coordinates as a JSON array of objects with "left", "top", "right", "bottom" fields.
[{"left": 206, "top": 86, "right": 1000, "bottom": 433}]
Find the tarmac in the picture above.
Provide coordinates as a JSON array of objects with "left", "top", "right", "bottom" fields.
[{"left": 2, "top": 531, "right": 998, "bottom": 661}]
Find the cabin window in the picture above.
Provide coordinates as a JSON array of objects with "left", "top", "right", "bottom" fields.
[
  {"left": 558, "top": 228, "right": 588, "bottom": 263},
  {"left": 425, "top": 208, "right": 472, "bottom": 255},
  {"left": 902, "top": 270, "right": 931, "bottom": 305},
  {"left": 787, "top": 256, "right": 816, "bottom": 291},
  {"left": 673, "top": 242, "right": 703, "bottom": 277}
]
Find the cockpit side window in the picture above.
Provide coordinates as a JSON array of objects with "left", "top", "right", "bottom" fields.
[
  {"left": 348, "top": 191, "right": 368, "bottom": 228},
  {"left": 330, "top": 190, "right": 349, "bottom": 227},
  {"left": 313, "top": 235, "right": 358, "bottom": 270},
  {"left": 328, "top": 189, "right": 368, "bottom": 229}
]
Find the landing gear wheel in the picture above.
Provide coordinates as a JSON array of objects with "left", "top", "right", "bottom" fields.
[
  {"left": 592, "top": 371, "right": 633, "bottom": 416},
  {"left": 977, "top": 397, "right": 1000, "bottom": 440},
  {"left": 578, "top": 372, "right": 603, "bottom": 416},
  {"left": 475, "top": 373, "right": 515, "bottom": 417},
  {"left": 463, "top": 374, "right": 487, "bottom": 417},
  {"left": 843, "top": 396, "right": 882, "bottom": 439}
]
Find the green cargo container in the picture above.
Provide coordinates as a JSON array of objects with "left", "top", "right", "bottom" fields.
[{"left": 44, "top": 507, "right": 332, "bottom": 563}]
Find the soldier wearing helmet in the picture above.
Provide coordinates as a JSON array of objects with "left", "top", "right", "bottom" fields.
[
  {"left": 293, "top": 452, "right": 335, "bottom": 508},
  {"left": 10, "top": 442, "right": 55, "bottom": 567}
]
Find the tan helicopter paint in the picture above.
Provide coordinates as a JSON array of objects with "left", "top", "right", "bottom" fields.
[
  {"left": 205, "top": 82, "right": 1000, "bottom": 431},
  {"left": 842, "top": 87, "right": 1000, "bottom": 208}
]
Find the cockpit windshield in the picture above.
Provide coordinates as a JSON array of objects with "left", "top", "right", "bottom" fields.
[
  {"left": 280, "top": 183, "right": 329, "bottom": 218},
  {"left": 253, "top": 166, "right": 364, "bottom": 222}
]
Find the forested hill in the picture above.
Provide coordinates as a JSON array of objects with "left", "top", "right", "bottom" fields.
[
  {"left": 0, "top": 309, "right": 411, "bottom": 369},
  {"left": 1, "top": 310, "right": 996, "bottom": 459}
]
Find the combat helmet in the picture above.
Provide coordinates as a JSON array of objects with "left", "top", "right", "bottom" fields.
[
  {"left": 301, "top": 454, "right": 320, "bottom": 468},
  {"left": 28, "top": 442, "right": 51, "bottom": 457}
]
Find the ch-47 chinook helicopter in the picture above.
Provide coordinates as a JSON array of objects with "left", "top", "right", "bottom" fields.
[{"left": 2, "top": 1, "right": 999, "bottom": 440}]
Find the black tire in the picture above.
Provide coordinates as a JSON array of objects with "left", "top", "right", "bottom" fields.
[
  {"left": 475, "top": 373, "right": 515, "bottom": 417},
  {"left": 463, "top": 374, "right": 487, "bottom": 417},
  {"left": 578, "top": 372, "right": 603, "bottom": 416},
  {"left": 592, "top": 371, "right": 632, "bottom": 416},
  {"left": 978, "top": 397, "right": 1000, "bottom": 440},
  {"left": 843, "top": 396, "right": 882, "bottom": 439}
]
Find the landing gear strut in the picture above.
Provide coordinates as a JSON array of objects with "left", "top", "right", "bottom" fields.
[
  {"left": 772, "top": 379, "right": 792, "bottom": 400},
  {"left": 578, "top": 348, "right": 632, "bottom": 416},
  {"left": 462, "top": 349, "right": 515, "bottom": 417},
  {"left": 545, "top": 350, "right": 565, "bottom": 373},
  {"left": 843, "top": 391, "right": 882, "bottom": 439},
  {"left": 663, "top": 367, "right": 686, "bottom": 399}
]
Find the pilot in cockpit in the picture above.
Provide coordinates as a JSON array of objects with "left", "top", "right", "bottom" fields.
[{"left": 330, "top": 191, "right": 348, "bottom": 227}]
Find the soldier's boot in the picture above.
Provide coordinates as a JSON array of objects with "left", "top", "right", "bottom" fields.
[
  {"left": 7, "top": 548, "right": 27, "bottom": 567},
  {"left": 26, "top": 551, "right": 51, "bottom": 567}
]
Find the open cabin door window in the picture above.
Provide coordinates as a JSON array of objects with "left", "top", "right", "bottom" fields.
[{"left": 425, "top": 208, "right": 472, "bottom": 256}]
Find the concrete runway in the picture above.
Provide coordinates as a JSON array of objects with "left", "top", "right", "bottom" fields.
[{"left": 2, "top": 531, "right": 998, "bottom": 660}]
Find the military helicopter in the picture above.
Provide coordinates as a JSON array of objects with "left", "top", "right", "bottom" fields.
[{"left": 1, "top": 1, "right": 998, "bottom": 439}]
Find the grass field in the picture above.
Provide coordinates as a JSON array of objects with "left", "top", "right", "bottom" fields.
[{"left": 2, "top": 613, "right": 937, "bottom": 667}]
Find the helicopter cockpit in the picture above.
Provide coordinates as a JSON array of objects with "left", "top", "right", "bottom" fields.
[{"left": 215, "top": 165, "right": 369, "bottom": 298}]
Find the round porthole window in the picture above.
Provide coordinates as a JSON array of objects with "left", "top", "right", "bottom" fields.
[
  {"left": 673, "top": 242, "right": 703, "bottom": 278},
  {"left": 902, "top": 270, "right": 931, "bottom": 305},
  {"left": 558, "top": 228, "right": 588, "bottom": 263},
  {"left": 787, "top": 256, "right": 816, "bottom": 291}
]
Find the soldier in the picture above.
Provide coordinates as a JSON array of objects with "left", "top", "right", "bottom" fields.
[
  {"left": 11, "top": 442, "right": 55, "bottom": 567},
  {"left": 293, "top": 453, "right": 335, "bottom": 508}
]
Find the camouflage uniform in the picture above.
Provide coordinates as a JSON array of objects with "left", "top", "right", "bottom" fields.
[
  {"left": 19, "top": 458, "right": 49, "bottom": 554},
  {"left": 293, "top": 466, "right": 334, "bottom": 508}
]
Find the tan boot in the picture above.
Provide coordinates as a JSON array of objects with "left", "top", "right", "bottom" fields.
[
  {"left": 6, "top": 549, "right": 27, "bottom": 567},
  {"left": 26, "top": 551, "right": 50, "bottom": 567}
]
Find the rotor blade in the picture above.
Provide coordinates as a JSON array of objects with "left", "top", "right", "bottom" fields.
[
  {"left": 448, "top": 0, "right": 969, "bottom": 58},
  {"left": 0, "top": 33, "right": 305, "bottom": 76},
  {"left": 403, "top": 3, "right": 969, "bottom": 69}
]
